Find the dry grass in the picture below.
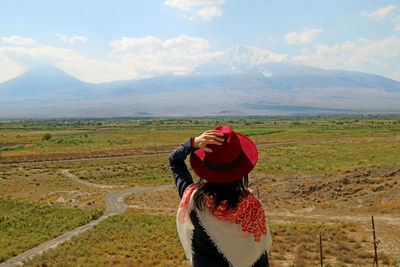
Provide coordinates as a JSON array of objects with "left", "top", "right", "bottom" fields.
[
  {"left": 24, "top": 212, "right": 190, "bottom": 267},
  {"left": 124, "top": 186, "right": 179, "bottom": 215},
  {"left": 0, "top": 199, "right": 103, "bottom": 262}
]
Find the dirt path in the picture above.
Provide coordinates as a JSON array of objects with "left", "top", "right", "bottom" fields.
[
  {"left": 0, "top": 173, "right": 171, "bottom": 267},
  {"left": 60, "top": 169, "right": 119, "bottom": 189}
]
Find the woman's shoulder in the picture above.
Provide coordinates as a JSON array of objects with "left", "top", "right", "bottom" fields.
[{"left": 242, "top": 189, "right": 264, "bottom": 208}]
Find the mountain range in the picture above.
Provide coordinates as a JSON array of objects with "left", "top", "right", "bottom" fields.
[{"left": 1, "top": 45, "right": 400, "bottom": 118}]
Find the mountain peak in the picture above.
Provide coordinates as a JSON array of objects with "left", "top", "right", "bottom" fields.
[
  {"left": 193, "top": 45, "right": 294, "bottom": 75},
  {"left": 221, "top": 45, "right": 289, "bottom": 66},
  {"left": 21, "top": 65, "right": 79, "bottom": 80},
  {"left": 0, "top": 65, "right": 87, "bottom": 97}
]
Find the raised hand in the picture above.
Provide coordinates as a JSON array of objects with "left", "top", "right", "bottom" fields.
[{"left": 193, "top": 130, "right": 224, "bottom": 153}]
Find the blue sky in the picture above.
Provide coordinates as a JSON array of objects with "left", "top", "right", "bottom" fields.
[{"left": 1, "top": 0, "right": 400, "bottom": 83}]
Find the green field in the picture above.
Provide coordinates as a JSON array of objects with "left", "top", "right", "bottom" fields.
[
  {"left": 1, "top": 115, "right": 400, "bottom": 266},
  {"left": 1, "top": 115, "right": 399, "bottom": 163},
  {"left": 255, "top": 139, "right": 400, "bottom": 175},
  {"left": 0, "top": 198, "right": 102, "bottom": 262},
  {"left": 22, "top": 211, "right": 381, "bottom": 267},
  {"left": 23, "top": 212, "right": 188, "bottom": 267}
]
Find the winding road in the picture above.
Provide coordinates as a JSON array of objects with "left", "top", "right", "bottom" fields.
[{"left": 0, "top": 171, "right": 171, "bottom": 267}]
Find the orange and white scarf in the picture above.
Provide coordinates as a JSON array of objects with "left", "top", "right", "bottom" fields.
[{"left": 177, "top": 184, "right": 272, "bottom": 267}]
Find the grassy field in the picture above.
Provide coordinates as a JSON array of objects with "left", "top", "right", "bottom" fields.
[
  {"left": 1, "top": 115, "right": 399, "bottom": 163},
  {"left": 0, "top": 198, "right": 103, "bottom": 262},
  {"left": 24, "top": 212, "right": 189, "bottom": 267},
  {"left": 46, "top": 136, "right": 400, "bottom": 187},
  {"left": 23, "top": 209, "right": 396, "bottom": 266},
  {"left": 0, "top": 163, "right": 105, "bottom": 204},
  {"left": 67, "top": 156, "right": 172, "bottom": 186},
  {"left": 1, "top": 115, "right": 400, "bottom": 266},
  {"left": 255, "top": 139, "right": 400, "bottom": 175},
  {"left": 124, "top": 177, "right": 400, "bottom": 266}
]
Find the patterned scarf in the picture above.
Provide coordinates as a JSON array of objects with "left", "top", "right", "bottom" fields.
[{"left": 177, "top": 184, "right": 272, "bottom": 267}]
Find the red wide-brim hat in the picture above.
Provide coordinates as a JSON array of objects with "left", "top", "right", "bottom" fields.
[{"left": 190, "top": 125, "right": 258, "bottom": 183}]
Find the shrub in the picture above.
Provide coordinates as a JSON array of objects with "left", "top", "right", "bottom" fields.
[{"left": 42, "top": 133, "right": 52, "bottom": 141}]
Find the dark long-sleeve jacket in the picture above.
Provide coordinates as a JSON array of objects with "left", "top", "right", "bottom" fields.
[{"left": 169, "top": 138, "right": 269, "bottom": 267}]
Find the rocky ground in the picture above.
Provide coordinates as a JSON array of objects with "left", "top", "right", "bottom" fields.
[
  {"left": 251, "top": 165, "right": 400, "bottom": 266},
  {"left": 252, "top": 165, "right": 400, "bottom": 213},
  {"left": 126, "top": 165, "right": 400, "bottom": 266}
]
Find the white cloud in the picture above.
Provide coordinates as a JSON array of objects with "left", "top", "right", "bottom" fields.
[
  {"left": 195, "top": 6, "right": 222, "bottom": 20},
  {"left": 262, "top": 71, "right": 273, "bottom": 78},
  {"left": 393, "top": 16, "right": 400, "bottom": 31},
  {"left": 164, "top": 0, "right": 225, "bottom": 20},
  {"left": 70, "top": 35, "right": 88, "bottom": 44},
  {"left": 293, "top": 36, "right": 400, "bottom": 81},
  {"left": 351, "top": 36, "right": 400, "bottom": 61},
  {"left": 0, "top": 45, "right": 131, "bottom": 83},
  {"left": 285, "top": 28, "right": 323, "bottom": 44},
  {"left": 0, "top": 56, "right": 25, "bottom": 82},
  {"left": 56, "top": 33, "right": 68, "bottom": 43},
  {"left": 220, "top": 45, "right": 288, "bottom": 66},
  {"left": 57, "top": 33, "right": 88, "bottom": 44},
  {"left": 2, "top": 32, "right": 400, "bottom": 84},
  {"left": 1, "top": 35, "right": 36, "bottom": 45},
  {"left": 361, "top": 5, "right": 397, "bottom": 20},
  {"left": 110, "top": 35, "right": 210, "bottom": 54},
  {"left": 0, "top": 35, "right": 222, "bottom": 83},
  {"left": 109, "top": 35, "right": 221, "bottom": 76},
  {"left": 164, "top": 0, "right": 224, "bottom": 11}
]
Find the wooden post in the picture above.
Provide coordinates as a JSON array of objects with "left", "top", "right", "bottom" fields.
[
  {"left": 319, "top": 232, "right": 323, "bottom": 267},
  {"left": 372, "top": 216, "right": 379, "bottom": 267}
]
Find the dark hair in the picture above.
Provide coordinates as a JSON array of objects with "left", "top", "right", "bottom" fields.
[{"left": 193, "top": 176, "right": 249, "bottom": 211}]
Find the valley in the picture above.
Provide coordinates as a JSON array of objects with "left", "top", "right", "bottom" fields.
[{"left": 0, "top": 116, "right": 399, "bottom": 266}]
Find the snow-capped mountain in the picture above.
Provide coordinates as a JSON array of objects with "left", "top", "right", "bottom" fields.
[
  {"left": 193, "top": 45, "right": 295, "bottom": 75},
  {"left": 1, "top": 46, "right": 400, "bottom": 118}
]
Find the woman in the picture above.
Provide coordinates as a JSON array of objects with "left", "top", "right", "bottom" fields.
[{"left": 168, "top": 125, "right": 272, "bottom": 267}]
